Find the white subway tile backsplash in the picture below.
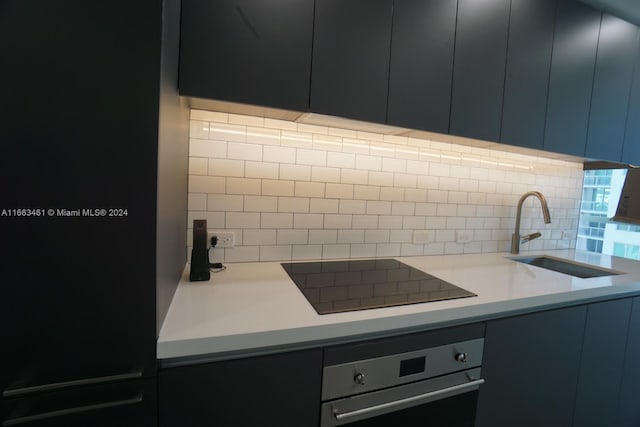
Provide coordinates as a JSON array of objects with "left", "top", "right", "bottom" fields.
[
  {"left": 365, "top": 229, "right": 390, "bottom": 243},
  {"left": 189, "top": 175, "right": 225, "bottom": 193},
  {"left": 309, "top": 230, "right": 338, "bottom": 244},
  {"left": 228, "top": 142, "right": 263, "bottom": 161},
  {"left": 379, "top": 215, "right": 403, "bottom": 229},
  {"left": 262, "top": 179, "right": 294, "bottom": 197},
  {"left": 207, "top": 194, "right": 243, "bottom": 212},
  {"left": 309, "top": 198, "right": 339, "bottom": 214},
  {"left": 243, "top": 229, "right": 277, "bottom": 246},
  {"left": 293, "top": 245, "right": 322, "bottom": 260},
  {"left": 244, "top": 196, "right": 278, "bottom": 212},
  {"left": 281, "top": 130, "right": 312, "bottom": 148},
  {"left": 338, "top": 229, "right": 365, "bottom": 244},
  {"left": 262, "top": 213, "right": 293, "bottom": 228},
  {"left": 188, "top": 193, "right": 207, "bottom": 211},
  {"left": 341, "top": 169, "right": 369, "bottom": 185},
  {"left": 190, "top": 120, "right": 209, "bottom": 139},
  {"left": 278, "top": 229, "right": 309, "bottom": 245},
  {"left": 226, "top": 212, "right": 260, "bottom": 228},
  {"left": 246, "top": 127, "right": 281, "bottom": 145},
  {"left": 366, "top": 201, "right": 392, "bottom": 215},
  {"left": 380, "top": 187, "right": 404, "bottom": 201},
  {"left": 208, "top": 158, "right": 244, "bottom": 177},
  {"left": 245, "top": 161, "right": 279, "bottom": 179},
  {"left": 294, "top": 213, "right": 324, "bottom": 229},
  {"left": 210, "top": 123, "right": 246, "bottom": 142},
  {"left": 264, "top": 145, "right": 296, "bottom": 164},
  {"left": 324, "top": 214, "right": 353, "bottom": 229},
  {"left": 297, "top": 148, "right": 327, "bottom": 166},
  {"left": 280, "top": 164, "right": 311, "bottom": 181},
  {"left": 278, "top": 197, "right": 310, "bottom": 213},
  {"left": 339, "top": 200, "right": 366, "bottom": 214},
  {"left": 189, "top": 157, "right": 208, "bottom": 175},
  {"left": 225, "top": 246, "right": 260, "bottom": 263},
  {"left": 326, "top": 183, "right": 354, "bottom": 199},
  {"left": 189, "top": 138, "right": 227, "bottom": 158},
  {"left": 187, "top": 112, "right": 582, "bottom": 262},
  {"left": 327, "top": 152, "right": 356, "bottom": 169},
  {"left": 354, "top": 185, "right": 381, "bottom": 201},
  {"left": 294, "top": 182, "right": 325, "bottom": 198},
  {"left": 323, "top": 244, "right": 351, "bottom": 259},
  {"left": 352, "top": 215, "right": 378, "bottom": 229},
  {"left": 312, "top": 166, "right": 341, "bottom": 183},
  {"left": 226, "top": 177, "right": 261, "bottom": 195}
]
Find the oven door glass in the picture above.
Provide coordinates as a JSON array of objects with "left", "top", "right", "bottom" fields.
[
  {"left": 338, "top": 390, "right": 478, "bottom": 427},
  {"left": 321, "top": 368, "right": 483, "bottom": 427}
]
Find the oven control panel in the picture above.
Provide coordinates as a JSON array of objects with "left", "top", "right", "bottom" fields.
[{"left": 321, "top": 338, "right": 484, "bottom": 401}]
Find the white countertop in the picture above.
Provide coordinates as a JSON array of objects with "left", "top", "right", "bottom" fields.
[{"left": 157, "top": 250, "right": 640, "bottom": 361}]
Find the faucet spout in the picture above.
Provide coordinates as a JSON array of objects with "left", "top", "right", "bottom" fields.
[{"left": 511, "top": 191, "right": 551, "bottom": 254}]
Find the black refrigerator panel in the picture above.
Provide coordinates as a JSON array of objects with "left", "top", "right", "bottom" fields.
[
  {"left": 0, "top": 0, "right": 161, "bottom": 396},
  {"left": 1, "top": 379, "right": 156, "bottom": 427}
]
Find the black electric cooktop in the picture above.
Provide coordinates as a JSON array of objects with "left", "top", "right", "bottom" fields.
[{"left": 280, "top": 259, "right": 476, "bottom": 315}]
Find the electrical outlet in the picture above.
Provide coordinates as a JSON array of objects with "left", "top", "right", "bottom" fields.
[
  {"left": 561, "top": 231, "right": 575, "bottom": 240},
  {"left": 208, "top": 231, "right": 235, "bottom": 248}
]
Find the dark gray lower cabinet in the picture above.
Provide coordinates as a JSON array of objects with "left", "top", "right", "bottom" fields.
[
  {"left": 159, "top": 349, "right": 322, "bottom": 427},
  {"left": 617, "top": 297, "right": 640, "bottom": 426},
  {"left": 475, "top": 306, "right": 587, "bottom": 427},
  {"left": 573, "top": 299, "right": 633, "bottom": 427}
]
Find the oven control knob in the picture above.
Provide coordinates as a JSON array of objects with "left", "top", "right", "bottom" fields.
[
  {"left": 455, "top": 352, "right": 468, "bottom": 363},
  {"left": 353, "top": 372, "right": 365, "bottom": 385}
]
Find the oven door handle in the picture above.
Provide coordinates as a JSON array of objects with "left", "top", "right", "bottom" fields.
[{"left": 334, "top": 378, "right": 485, "bottom": 423}]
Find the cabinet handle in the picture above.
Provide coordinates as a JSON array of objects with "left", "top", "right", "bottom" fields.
[
  {"left": 2, "top": 394, "right": 143, "bottom": 426},
  {"left": 3, "top": 371, "right": 143, "bottom": 398},
  {"left": 334, "top": 379, "right": 485, "bottom": 422}
]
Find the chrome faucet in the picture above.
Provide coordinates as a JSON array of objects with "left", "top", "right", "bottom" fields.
[{"left": 511, "top": 191, "right": 551, "bottom": 254}]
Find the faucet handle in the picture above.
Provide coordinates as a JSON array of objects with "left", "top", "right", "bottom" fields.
[{"left": 521, "top": 232, "right": 542, "bottom": 243}]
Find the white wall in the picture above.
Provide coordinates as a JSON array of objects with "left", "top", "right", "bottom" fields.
[{"left": 187, "top": 109, "right": 583, "bottom": 263}]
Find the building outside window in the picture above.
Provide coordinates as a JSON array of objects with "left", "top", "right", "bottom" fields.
[{"left": 577, "top": 169, "right": 640, "bottom": 260}]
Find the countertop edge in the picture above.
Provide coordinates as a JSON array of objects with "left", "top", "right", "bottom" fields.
[{"left": 157, "top": 281, "right": 640, "bottom": 366}]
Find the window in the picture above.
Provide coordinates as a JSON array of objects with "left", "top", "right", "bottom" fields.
[{"left": 577, "top": 169, "right": 640, "bottom": 261}]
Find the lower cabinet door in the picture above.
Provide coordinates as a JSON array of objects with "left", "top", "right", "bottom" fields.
[
  {"left": 475, "top": 306, "right": 587, "bottom": 427},
  {"left": 0, "top": 379, "right": 156, "bottom": 427},
  {"left": 159, "top": 349, "right": 322, "bottom": 427}
]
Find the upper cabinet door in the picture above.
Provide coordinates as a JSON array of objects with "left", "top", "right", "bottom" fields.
[
  {"left": 386, "top": 0, "right": 457, "bottom": 134},
  {"left": 544, "top": 1, "right": 601, "bottom": 157},
  {"left": 622, "top": 45, "right": 640, "bottom": 166},
  {"left": 450, "top": 0, "right": 510, "bottom": 142},
  {"left": 310, "top": 0, "right": 393, "bottom": 123},
  {"left": 500, "top": 0, "right": 557, "bottom": 150},
  {"left": 586, "top": 15, "right": 640, "bottom": 161},
  {"left": 178, "top": 0, "right": 314, "bottom": 112}
]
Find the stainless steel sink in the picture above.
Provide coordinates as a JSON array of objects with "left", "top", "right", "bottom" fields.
[{"left": 509, "top": 256, "right": 622, "bottom": 278}]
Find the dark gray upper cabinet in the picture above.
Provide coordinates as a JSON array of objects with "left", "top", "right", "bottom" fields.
[
  {"left": 573, "top": 299, "right": 632, "bottom": 427},
  {"left": 475, "top": 306, "right": 586, "bottom": 427},
  {"left": 386, "top": 0, "right": 457, "bottom": 134},
  {"left": 179, "top": 0, "right": 314, "bottom": 112},
  {"left": 450, "top": 0, "right": 510, "bottom": 142},
  {"left": 310, "top": 0, "right": 393, "bottom": 123},
  {"left": 544, "top": 1, "right": 602, "bottom": 156},
  {"left": 618, "top": 297, "right": 640, "bottom": 426},
  {"left": 586, "top": 15, "right": 639, "bottom": 161},
  {"left": 622, "top": 46, "right": 640, "bottom": 165},
  {"left": 500, "top": 0, "right": 557, "bottom": 150}
]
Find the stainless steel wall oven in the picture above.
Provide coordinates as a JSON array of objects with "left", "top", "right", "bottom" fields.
[{"left": 320, "top": 324, "right": 485, "bottom": 427}]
